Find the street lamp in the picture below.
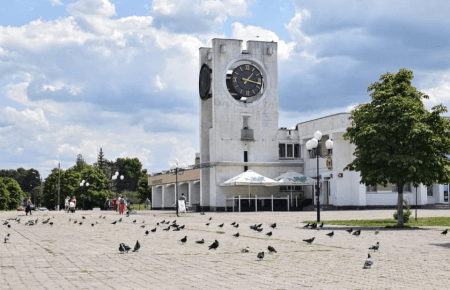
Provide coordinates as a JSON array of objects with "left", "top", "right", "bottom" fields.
[
  {"left": 170, "top": 159, "right": 186, "bottom": 215},
  {"left": 112, "top": 172, "right": 124, "bottom": 212},
  {"left": 79, "top": 180, "right": 90, "bottom": 210},
  {"left": 306, "top": 130, "right": 333, "bottom": 222}
]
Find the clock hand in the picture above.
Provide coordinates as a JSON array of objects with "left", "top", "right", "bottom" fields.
[
  {"left": 242, "top": 78, "right": 261, "bottom": 85},
  {"left": 243, "top": 72, "right": 254, "bottom": 84}
]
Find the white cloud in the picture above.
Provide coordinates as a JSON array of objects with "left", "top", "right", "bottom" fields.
[
  {"left": 154, "top": 75, "right": 165, "bottom": 90},
  {"left": 422, "top": 74, "right": 450, "bottom": 108},
  {"left": 49, "top": 0, "right": 63, "bottom": 6},
  {"left": 285, "top": 9, "right": 311, "bottom": 47}
]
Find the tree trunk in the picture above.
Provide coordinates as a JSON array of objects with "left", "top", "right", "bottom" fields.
[{"left": 397, "top": 184, "right": 404, "bottom": 226}]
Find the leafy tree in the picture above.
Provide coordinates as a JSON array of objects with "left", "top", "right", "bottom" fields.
[
  {"left": 76, "top": 165, "right": 114, "bottom": 209},
  {"left": 344, "top": 68, "right": 450, "bottom": 225},
  {"left": 137, "top": 175, "right": 152, "bottom": 203},
  {"left": 0, "top": 168, "right": 41, "bottom": 195},
  {"left": 42, "top": 168, "right": 60, "bottom": 209},
  {"left": 0, "top": 181, "right": 10, "bottom": 211},
  {"left": 74, "top": 154, "right": 87, "bottom": 172},
  {"left": 0, "top": 177, "right": 25, "bottom": 210},
  {"left": 115, "top": 158, "right": 144, "bottom": 192}
]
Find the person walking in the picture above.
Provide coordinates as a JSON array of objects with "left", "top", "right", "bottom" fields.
[
  {"left": 145, "top": 198, "right": 150, "bottom": 210},
  {"left": 119, "top": 195, "right": 125, "bottom": 215},
  {"left": 25, "top": 197, "right": 33, "bottom": 215},
  {"left": 104, "top": 197, "right": 110, "bottom": 211},
  {"left": 64, "top": 196, "right": 70, "bottom": 213},
  {"left": 70, "top": 196, "right": 77, "bottom": 213}
]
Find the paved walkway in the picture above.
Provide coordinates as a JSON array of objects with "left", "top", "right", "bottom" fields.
[{"left": 1, "top": 209, "right": 450, "bottom": 289}]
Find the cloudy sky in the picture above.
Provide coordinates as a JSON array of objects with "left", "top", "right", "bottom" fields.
[{"left": 0, "top": 0, "right": 449, "bottom": 177}]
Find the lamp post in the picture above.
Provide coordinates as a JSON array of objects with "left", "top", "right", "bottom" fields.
[
  {"left": 306, "top": 130, "right": 333, "bottom": 223},
  {"left": 112, "top": 172, "right": 124, "bottom": 211},
  {"left": 79, "top": 180, "right": 90, "bottom": 211},
  {"left": 170, "top": 159, "right": 186, "bottom": 215}
]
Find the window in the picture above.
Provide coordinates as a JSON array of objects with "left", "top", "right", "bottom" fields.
[
  {"left": 366, "top": 185, "right": 377, "bottom": 192},
  {"left": 294, "top": 144, "right": 300, "bottom": 158},
  {"left": 243, "top": 116, "right": 249, "bottom": 129},
  {"left": 287, "top": 144, "right": 293, "bottom": 157},
  {"left": 392, "top": 184, "right": 412, "bottom": 192},
  {"left": 427, "top": 186, "right": 433, "bottom": 196},
  {"left": 279, "top": 143, "right": 285, "bottom": 157}
]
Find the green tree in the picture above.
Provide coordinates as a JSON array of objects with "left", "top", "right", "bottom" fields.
[
  {"left": 42, "top": 168, "right": 60, "bottom": 209},
  {"left": 115, "top": 158, "right": 144, "bottom": 192},
  {"left": 97, "top": 148, "right": 106, "bottom": 170},
  {"left": 76, "top": 165, "right": 114, "bottom": 209},
  {"left": 74, "top": 154, "right": 87, "bottom": 172},
  {"left": 137, "top": 175, "right": 152, "bottom": 203},
  {"left": 0, "top": 181, "right": 10, "bottom": 211},
  {"left": 344, "top": 69, "right": 450, "bottom": 226},
  {"left": 0, "top": 177, "right": 25, "bottom": 210}
]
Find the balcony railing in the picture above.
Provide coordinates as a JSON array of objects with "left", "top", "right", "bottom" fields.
[{"left": 241, "top": 129, "right": 254, "bottom": 140}]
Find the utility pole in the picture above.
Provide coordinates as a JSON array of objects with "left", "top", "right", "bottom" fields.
[{"left": 58, "top": 162, "right": 60, "bottom": 211}]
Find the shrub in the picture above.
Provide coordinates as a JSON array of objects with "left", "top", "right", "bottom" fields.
[{"left": 393, "top": 199, "right": 412, "bottom": 223}]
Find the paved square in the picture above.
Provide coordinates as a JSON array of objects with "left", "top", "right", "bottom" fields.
[{"left": 2, "top": 209, "right": 450, "bottom": 289}]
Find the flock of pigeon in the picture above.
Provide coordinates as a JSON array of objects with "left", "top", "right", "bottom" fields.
[{"left": 1, "top": 213, "right": 397, "bottom": 269}]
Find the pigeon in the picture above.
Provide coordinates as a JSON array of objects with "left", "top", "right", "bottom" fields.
[
  {"left": 140, "top": 224, "right": 145, "bottom": 228},
  {"left": 209, "top": 217, "right": 212, "bottom": 221},
  {"left": 303, "top": 237, "right": 315, "bottom": 245},
  {"left": 319, "top": 222, "right": 324, "bottom": 229},
  {"left": 206, "top": 223, "right": 210, "bottom": 226},
  {"left": 270, "top": 223, "right": 276, "bottom": 229},
  {"left": 3, "top": 221, "right": 8, "bottom": 226},
  {"left": 257, "top": 252, "right": 264, "bottom": 260},
  {"left": 172, "top": 220, "right": 177, "bottom": 224},
  {"left": 91, "top": 223, "right": 94, "bottom": 227},
  {"left": 82, "top": 216, "right": 86, "bottom": 219},
  {"left": 363, "top": 254, "right": 373, "bottom": 269},
  {"left": 234, "top": 224, "right": 239, "bottom": 228},
  {"left": 163, "top": 226, "right": 170, "bottom": 231},
  {"left": 256, "top": 228, "right": 263, "bottom": 233},
  {"left": 179, "top": 225, "right": 185, "bottom": 230},
  {"left": 7, "top": 224, "right": 10, "bottom": 228},
  {"left": 230, "top": 222, "right": 236, "bottom": 226},
  {"left": 118, "top": 218, "right": 122, "bottom": 222},
  {"left": 103, "top": 216, "right": 105, "bottom": 219},
  {"left": 233, "top": 232, "right": 240, "bottom": 238},
  {"left": 208, "top": 240, "right": 219, "bottom": 250},
  {"left": 441, "top": 229, "right": 448, "bottom": 236},
  {"left": 122, "top": 243, "right": 131, "bottom": 253},
  {"left": 352, "top": 229, "right": 361, "bottom": 237},
  {"left": 133, "top": 220, "right": 136, "bottom": 223},
  {"left": 256, "top": 223, "right": 262, "bottom": 228},
  {"left": 375, "top": 229, "right": 379, "bottom": 235},
  {"left": 145, "top": 230, "right": 149, "bottom": 235},
  {"left": 49, "top": 222, "right": 53, "bottom": 226},
  {"left": 241, "top": 247, "right": 249, "bottom": 253},
  {"left": 157, "top": 223, "right": 159, "bottom": 226},
  {"left": 119, "top": 243, "right": 125, "bottom": 254},
  {"left": 346, "top": 228, "right": 353, "bottom": 234},
  {"left": 326, "top": 231, "right": 334, "bottom": 238},
  {"left": 165, "top": 221, "right": 170, "bottom": 224},
  {"left": 302, "top": 223, "right": 309, "bottom": 228},
  {"left": 268, "top": 246, "right": 277, "bottom": 253},
  {"left": 266, "top": 231, "right": 272, "bottom": 237},
  {"left": 161, "top": 220, "right": 166, "bottom": 223},
  {"left": 133, "top": 240, "right": 140, "bottom": 252},
  {"left": 99, "top": 215, "right": 102, "bottom": 218},
  {"left": 4, "top": 233, "right": 9, "bottom": 243},
  {"left": 74, "top": 220, "right": 77, "bottom": 224},
  {"left": 173, "top": 227, "right": 181, "bottom": 231},
  {"left": 180, "top": 236, "right": 187, "bottom": 244},
  {"left": 142, "top": 220, "right": 145, "bottom": 224},
  {"left": 111, "top": 221, "right": 117, "bottom": 225},
  {"left": 310, "top": 223, "right": 317, "bottom": 229},
  {"left": 369, "top": 242, "right": 380, "bottom": 252},
  {"left": 79, "top": 222, "right": 82, "bottom": 226},
  {"left": 195, "top": 239, "right": 205, "bottom": 244},
  {"left": 150, "top": 227, "right": 157, "bottom": 233},
  {"left": 218, "top": 223, "right": 224, "bottom": 228}
]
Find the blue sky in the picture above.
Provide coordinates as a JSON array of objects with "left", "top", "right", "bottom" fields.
[{"left": 0, "top": 0, "right": 449, "bottom": 178}]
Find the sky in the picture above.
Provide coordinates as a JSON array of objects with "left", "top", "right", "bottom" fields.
[{"left": 0, "top": 0, "right": 449, "bottom": 178}]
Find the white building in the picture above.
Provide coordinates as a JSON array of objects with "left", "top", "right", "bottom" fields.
[{"left": 149, "top": 38, "right": 448, "bottom": 211}]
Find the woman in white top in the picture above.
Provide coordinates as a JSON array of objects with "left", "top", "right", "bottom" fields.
[{"left": 64, "top": 196, "right": 70, "bottom": 213}]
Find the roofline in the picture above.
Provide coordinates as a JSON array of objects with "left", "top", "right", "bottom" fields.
[{"left": 295, "top": 112, "right": 351, "bottom": 128}]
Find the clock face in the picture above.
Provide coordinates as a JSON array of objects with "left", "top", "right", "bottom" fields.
[
  {"left": 230, "top": 64, "right": 262, "bottom": 98},
  {"left": 199, "top": 63, "right": 212, "bottom": 100}
]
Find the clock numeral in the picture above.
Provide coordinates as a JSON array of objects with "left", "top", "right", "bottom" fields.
[
  {"left": 240, "top": 89, "right": 243, "bottom": 94},
  {"left": 235, "top": 85, "right": 239, "bottom": 88},
  {"left": 234, "top": 72, "right": 239, "bottom": 75},
  {"left": 233, "top": 77, "right": 237, "bottom": 83},
  {"left": 252, "top": 89, "right": 255, "bottom": 94},
  {"left": 258, "top": 78, "right": 261, "bottom": 83},
  {"left": 252, "top": 67, "right": 255, "bottom": 72},
  {"left": 246, "top": 91, "right": 250, "bottom": 96},
  {"left": 256, "top": 73, "right": 261, "bottom": 76},
  {"left": 245, "top": 65, "right": 250, "bottom": 70},
  {"left": 256, "top": 86, "right": 260, "bottom": 89},
  {"left": 240, "top": 67, "right": 243, "bottom": 72}
]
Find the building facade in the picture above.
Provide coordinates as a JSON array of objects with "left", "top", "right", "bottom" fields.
[{"left": 149, "top": 38, "right": 449, "bottom": 211}]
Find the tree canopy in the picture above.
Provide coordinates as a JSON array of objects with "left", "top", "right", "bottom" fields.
[
  {"left": 344, "top": 68, "right": 450, "bottom": 225},
  {"left": 0, "top": 177, "right": 25, "bottom": 210}
]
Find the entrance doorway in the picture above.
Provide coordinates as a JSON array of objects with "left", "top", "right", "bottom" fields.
[{"left": 444, "top": 185, "right": 449, "bottom": 204}]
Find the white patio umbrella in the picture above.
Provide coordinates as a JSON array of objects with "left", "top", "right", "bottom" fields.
[
  {"left": 220, "top": 170, "right": 280, "bottom": 197},
  {"left": 273, "top": 170, "right": 315, "bottom": 204}
]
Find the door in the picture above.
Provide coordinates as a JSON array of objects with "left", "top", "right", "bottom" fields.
[{"left": 444, "top": 185, "right": 449, "bottom": 204}]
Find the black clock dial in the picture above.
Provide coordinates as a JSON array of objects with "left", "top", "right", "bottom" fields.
[
  {"left": 199, "top": 64, "right": 212, "bottom": 100},
  {"left": 231, "top": 64, "right": 262, "bottom": 98}
]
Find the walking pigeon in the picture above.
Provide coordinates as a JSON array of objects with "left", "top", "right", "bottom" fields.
[
  {"left": 266, "top": 232, "right": 272, "bottom": 237},
  {"left": 195, "top": 239, "right": 205, "bottom": 244},
  {"left": 218, "top": 223, "right": 224, "bottom": 228},
  {"left": 352, "top": 229, "right": 361, "bottom": 237},
  {"left": 303, "top": 237, "right": 315, "bottom": 245},
  {"left": 133, "top": 220, "right": 136, "bottom": 223},
  {"left": 319, "top": 222, "right": 324, "bottom": 229},
  {"left": 230, "top": 222, "right": 236, "bottom": 226},
  {"left": 206, "top": 223, "right": 210, "bottom": 226},
  {"left": 180, "top": 236, "right": 187, "bottom": 244},
  {"left": 118, "top": 218, "right": 122, "bottom": 222},
  {"left": 369, "top": 242, "right": 379, "bottom": 252},
  {"left": 303, "top": 223, "right": 310, "bottom": 228},
  {"left": 241, "top": 247, "right": 250, "bottom": 253},
  {"left": 375, "top": 229, "right": 379, "bottom": 235},
  {"left": 441, "top": 229, "right": 448, "bottom": 236},
  {"left": 268, "top": 246, "right": 277, "bottom": 253},
  {"left": 208, "top": 240, "right": 219, "bottom": 250},
  {"left": 163, "top": 226, "right": 170, "bottom": 231},
  {"left": 140, "top": 225, "right": 145, "bottom": 228},
  {"left": 82, "top": 216, "right": 86, "bottom": 219},
  {"left": 270, "top": 223, "right": 276, "bottom": 229},
  {"left": 145, "top": 230, "right": 149, "bottom": 235},
  {"left": 119, "top": 243, "right": 125, "bottom": 254},
  {"left": 4, "top": 233, "right": 9, "bottom": 243},
  {"left": 209, "top": 217, "right": 212, "bottom": 221},
  {"left": 133, "top": 240, "right": 140, "bottom": 252},
  {"left": 233, "top": 232, "right": 239, "bottom": 238},
  {"left": 122, "top": 243, "right": 131, "bottom": 253},
  {"left": 257, "top": 252, "right": 264, "bottom": 260},
  {"left": 346, "top": 228, "right": 353, "bottom": 234},
  {"left": 234, "top": 224, "right": 239, "bottom": 228},
  {"left": 326, "top": 231, "right": 334, "bottom": 238},
  {"left": 363, "top": 254, "right": 373, "bottom": 269},
  {"left": 179, "top": 225, "right": 185, "bottom": 230},
  {"left": 111, "top": 221, "right": 117, "bottom": 225}
]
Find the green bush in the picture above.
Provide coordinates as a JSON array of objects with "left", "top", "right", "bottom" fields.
[{"left": 393, "top": 199, "right": 412, "bottom": 223}]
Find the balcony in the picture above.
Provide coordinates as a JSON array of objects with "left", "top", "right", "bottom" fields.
[{"left": 241, "top": 129, "right": 254, "bottom": 140}]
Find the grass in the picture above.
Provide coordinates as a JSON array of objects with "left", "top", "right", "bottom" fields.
[
  {"left": 304, "top": 216, "right": 450, "bottom": 227},
  {"left": 44, "top": 248, "right": 53, "bottom": 254}
]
